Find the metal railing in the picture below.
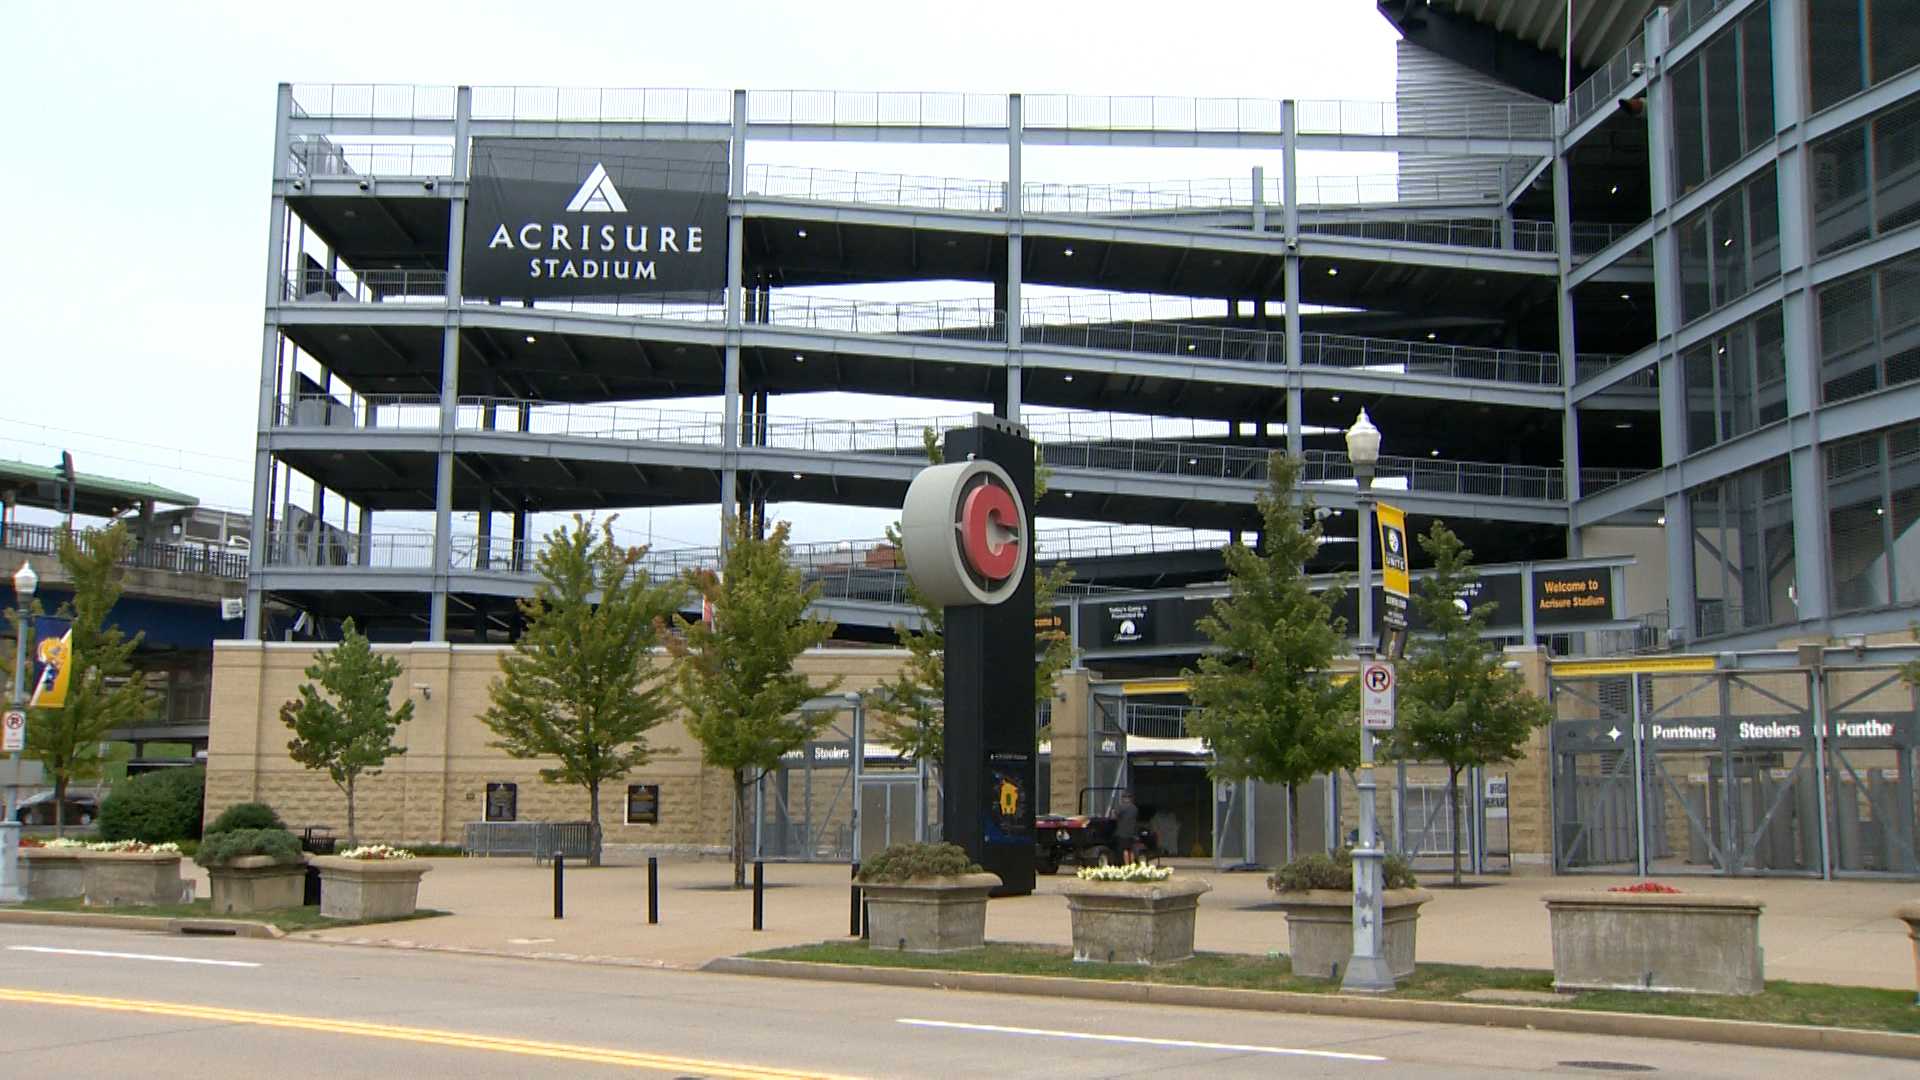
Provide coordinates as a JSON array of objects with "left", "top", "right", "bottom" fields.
[
  {"left": 1570, "top": 222, "right": 1646, "bottom": 261},
  {"left": 288, "top": 85, "right": 1551, "bottom": 142},
  {"left": 1568, "top": 30, "right": 1648, "bottom": 131},
  {"left": 1124, "top": 703, "right": 1194, "bottom": 740},
  {"left": 1301, "top": 333, "right": 1560, "bottom": 385},
  {"left": 746, "top": 164, "right": 1004, "bottom": 212},
  {"left": 288, "top": 139, "right": 455, "bottom": 179},
  {"left": 290, "top": 84, "right": 457, "bottom": 120},
  {"left": 1300, "top": 215, "right": 1556, "bottom": 252},
  {"left": 0, "top": 520, "right": 249, "bottom": 581},
  {"left": 1295, "top": 99, "right": 1551, "bottom": 140},
  {"left": 1576, "top": 355, "right": 1657, "bottom": 388},
  {"left": 1666, "top": 0, "right": 1741, "bottom": 50},
  {"left": 282, "top": 268, "right": 448, "bottom": 304},
  {"left": 1034, "top": 525, "right": 1225, "bottom": 561},
  {"left": 1578, "top": 467, "right": 1655, "bottom": 496}
]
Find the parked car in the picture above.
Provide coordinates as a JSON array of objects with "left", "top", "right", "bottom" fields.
[{"left": 11, "top": 791, "right": 100, "bottom": 826}]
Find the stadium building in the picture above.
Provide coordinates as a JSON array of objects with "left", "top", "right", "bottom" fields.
[{"left": 224, "top": 1, "right": 1920, "bottom": 877}]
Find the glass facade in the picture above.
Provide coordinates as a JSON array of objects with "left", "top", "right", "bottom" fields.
[
  {"left": 1671, "top": 2, "right": 1776, "bottom": 197},
  {"left": 1683, "top": 305, "right": 1788, "bottom": 453},
  {"left": 1826, "top": 422, "right": 1920, "bottom": 612},
  {"left": 1690, "top": 457, "right": 1797, "bottom": 634},
  {"left": 1677, "top": 167, "right": 1782, "bottom": 323},
  {"left": 1810, "top": 95, "right": 1920, "bottom": 256},
  {"left": 1818, "top": 248, "right": 1920, "bottom": 402},
  {"left": 1808, "top": 0, "right": 1920, "bottom": 115}
]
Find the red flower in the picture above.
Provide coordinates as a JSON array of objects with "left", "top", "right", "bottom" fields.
[{"left": 1607, "top": 881, "right": 1681, "bottom": 894}]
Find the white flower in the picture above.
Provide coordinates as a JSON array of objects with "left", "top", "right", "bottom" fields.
[
  {"left": 43, "top": 838, "right": 87, "bottom": 849},
  {"left": 83, "top": 840, "right": 181, "bottom": 855},
  {"left": 339, "top": 844, "right": 416, "bottom": 861},
  {"left": 1075, "top": 861, "right": 1174, "bottom": 882}
]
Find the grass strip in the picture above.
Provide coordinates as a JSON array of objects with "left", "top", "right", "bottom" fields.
[
  {"left": 749, "top": 941, "right": 1920, "bottom": 1035},
  {"left": 17, "top": 897, "right": 450, "bottom": 933}
]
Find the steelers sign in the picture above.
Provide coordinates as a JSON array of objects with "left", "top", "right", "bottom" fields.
[{"left": 900, "top": 459, "right": 1029, "bottom": 606}]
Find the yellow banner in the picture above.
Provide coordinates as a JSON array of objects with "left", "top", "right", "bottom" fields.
[
  {"left": 1376, "top": 502, "right": 1409, "bottom": 600},
  {"left": 1551, "top": 655, "right": 1717, "bottom": 677},
  {"left": 30, "top": 630, "right": 73, "bottom": 710}
]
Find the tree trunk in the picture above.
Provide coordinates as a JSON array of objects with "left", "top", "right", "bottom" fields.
[
  {"left": 731, "top": 769, "right": 749, "bottom": 890},
  {"left": 346, "top": 775, "right": 357, "bottom": 847},
  {"left": 588, "top": 781, "right": 602, "bottom": 867},
  {"left": 1449, "top": 766, "right": 1463, "bottom": 888},
  {"left": 52, "top": 774, "right": 67, "bottom": 838}
]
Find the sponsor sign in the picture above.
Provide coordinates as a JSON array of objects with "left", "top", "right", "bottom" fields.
[
  {"left": 2, "top": 709, "right": 24, "bottom": 753},
  {"left": 806, "top": 740, "right": 853, "bottom": 767},
  {"left": 463, "top": 138, "right": 728, "bottom": 299},
  {"left": 900, "top": 459, "right": 1030, "bottom": 606},
  {"left": 1079, "top": 596, "right": 1214, "bottom": 650},
  {"left": 1361, "top": 661, "right": 1396, "bottom": 731},
  {"left": 1376, "top": 503, "right": 1410, "bottom": 631},
  {"left": 1531, "top": 567, "right": 1615, "bottom": 625},
  {"left": 625, "top": 783, "right": 660, "bottom": 826}
]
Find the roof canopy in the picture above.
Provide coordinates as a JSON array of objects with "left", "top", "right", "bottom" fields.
[{"left": 0, "top": 458, "right": 199, "bottom": 519}]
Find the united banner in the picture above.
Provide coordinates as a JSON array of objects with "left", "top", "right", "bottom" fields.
[
  {"left": 29, "top": 625, "right": 73, "bottom": 710},
  {"left": 1376, "top": 502, "right": 1410, "bottom": 633}
]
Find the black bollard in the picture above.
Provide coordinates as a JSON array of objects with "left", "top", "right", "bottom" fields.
[
  {"left": 553, "top": 854, "right": 565, "bottom": 920},
  {"left": 647, "top": 856, "right": 659, "bottom": 925},
  {"left": 849, "top": 863, "right": 862, "bottom": 937},
  {"left": 752, "top": 860, "right": 764, "bottom": 931}
]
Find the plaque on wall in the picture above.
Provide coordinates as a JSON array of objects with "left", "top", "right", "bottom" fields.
[
  {"left": 484, "top": 782, "right": 517, "bottom": 822},
  {"left": 626, "top": 783, "right": 661, "bottom": 825}
]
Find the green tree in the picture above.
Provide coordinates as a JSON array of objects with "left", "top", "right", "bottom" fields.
[
  {"left": 668, "top": 516, "right": 841, "bottom": 887},
  {"left": 869, "top": 430, "right": 1075, "bottom": 767},
  {"left": 1391, "top": 523, "right": 1553, "bottom": 886},
  {"left": 481, "top": 516, "right": 689, "bottom": 866},
  {"left": 1185, "top": 454, "right": 1357, "bottom": 853},
  {"left": 3, "top": 526, "right": 154, "bottom": 835},
  {"left": 279, "top": 618, "right": 412, "bottom": 845}
]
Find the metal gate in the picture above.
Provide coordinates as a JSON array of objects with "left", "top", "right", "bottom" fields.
[
  {"left": 1550, "top": 658, "right": 1920, "bottom": 879},
  {"left": 1088, "top": 688, "right": 1129, "bottom": 816},
  {"left": 755, "top": 696, "right": 868, "bottom": 862}
]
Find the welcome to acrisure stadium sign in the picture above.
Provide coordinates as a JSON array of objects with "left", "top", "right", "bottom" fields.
[{"left": 463, "top": 138, "right": 728, "bottom": 299}]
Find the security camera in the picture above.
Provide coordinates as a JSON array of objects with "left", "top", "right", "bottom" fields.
[
  {"left": 358, "top": 178, "right": 371, "bottom": 191},
  {"left": 423, "top": 178, "right": 435, "bottom": 191},
  {"left": 290, "top": 178, "right": 304, "bottom": 190},
  {"left": 1630, "top": 61, "right": 1644, "bottom": 78}
]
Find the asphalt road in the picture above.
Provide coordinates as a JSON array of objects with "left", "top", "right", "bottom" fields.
[{"left": 0, "top": 923, "right": 1902, "bottom": 1078}]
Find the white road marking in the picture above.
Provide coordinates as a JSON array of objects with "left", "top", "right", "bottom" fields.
[
  {"left": 896, "top": 1018, "right": 1387, "bottom": 1062},
  {"left": 7, "top": 946, "right": 260, "bottom": 969}
]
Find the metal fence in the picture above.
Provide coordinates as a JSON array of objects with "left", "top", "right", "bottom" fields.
[
  {"left": 1568, "top": 30, "right": 1648, "bottom": 131},
  {"left": 1301, "top": 333, "right": 1560, "bottom": 385},
  {"left": 288, "top": 139, "right": 455, "bottom": 179},
  {"left": 1300, "top": 215, "right": 1556, "bottom": 252},
  {"left": 0, "top": 521, "right": 248, "bottom": 581}
]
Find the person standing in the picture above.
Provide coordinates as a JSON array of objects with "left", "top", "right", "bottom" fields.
[{"left": 1112, "top": 791, "right": 1139, "bottom": 863}]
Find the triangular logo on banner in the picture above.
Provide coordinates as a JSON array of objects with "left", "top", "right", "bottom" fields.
[{"left": 565, "top": 162, "right": 627, "bottom": 213}]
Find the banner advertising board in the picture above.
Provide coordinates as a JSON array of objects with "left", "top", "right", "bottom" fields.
[
  {"left": 1530, "top": 567, "right": 1615, "bottom": 624},
  {"left": 464, "top": 138, "right": 728, "bottom": 299},
  {"left": 1376, "top": 503, "right": 1410, "bottom": 631}
]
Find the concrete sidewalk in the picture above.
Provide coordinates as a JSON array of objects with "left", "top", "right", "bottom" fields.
[{"left": 260, "top": 855, "right": 1920, "bottom": 990}]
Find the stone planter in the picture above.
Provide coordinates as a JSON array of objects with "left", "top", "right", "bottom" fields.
[
  {"left": 1268, "top": 888, "right": 1431, "bottom": 980},
  {"left": 206, "top": 856, "right": 307, "bottom": 915},
  {"left": 860, "top": 873, "right": 1001, "bottom": 953},
  {"left": 1058, "top": 877, "right": 1212, "bottom": 965},
  {"left": 1894, "top": 903, "right": 1920, "bottom": 1002},
  {"left": 312, "top": 856, "right": 431, "bottom": 920},
  {"left": 81, "top": 851, "right": 187, "bottom": 907},
  {"left": 20, "top": 848, "right": 87, "bottom": 901},
  {"left": 1545, "top": 891, "right": 1763, "bottom": 996}
]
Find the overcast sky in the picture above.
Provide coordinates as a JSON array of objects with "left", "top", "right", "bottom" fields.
[{"left": 0, "top": 1, "right": 1400, "bottom": 549}]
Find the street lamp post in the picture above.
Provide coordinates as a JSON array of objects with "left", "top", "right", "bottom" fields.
[
  {"left": 1341, "top": 410, "right": 1394, "bottom": 993},
  {"left": 2, "top": 560, "right": 37, "bottom": 903}
]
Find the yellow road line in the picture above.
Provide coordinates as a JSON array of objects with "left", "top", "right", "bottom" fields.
[{"left": 0, "top": 988, "right": 855, "bottom": 1079}]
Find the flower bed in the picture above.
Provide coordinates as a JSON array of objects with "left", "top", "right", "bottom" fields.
[
  {"left": 1059, "top": 865, "right": 1210, "bottom": 966},
  {"left": 78, "top": 842, "right": 187, "bottom": 907},
  {"left": 312, "top": 853, "right": 432, "bottom": 920},
  {"left": 1544, "top": 889, "right": 1764, "bottom": 995}
]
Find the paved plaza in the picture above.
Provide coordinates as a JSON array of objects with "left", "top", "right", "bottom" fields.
[{"left": 164, "top": 854, "right": 1920, "bottom": 990}]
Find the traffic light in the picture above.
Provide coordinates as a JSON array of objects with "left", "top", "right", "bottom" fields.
[{"left": 56, "top": 451, "right": 74, "bottom": 524}]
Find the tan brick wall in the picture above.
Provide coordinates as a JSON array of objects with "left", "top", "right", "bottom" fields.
[{"left": 207, "top": 642, "right": 910, "bottom": 847}]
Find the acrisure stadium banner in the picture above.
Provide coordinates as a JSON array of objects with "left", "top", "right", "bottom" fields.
[{"left": 463, "top": 138, "right": 728, "bottom": 299}]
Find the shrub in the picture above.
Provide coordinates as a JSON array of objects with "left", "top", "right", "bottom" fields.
[
  {"left": 1269, "top": 847, "right": 1417, "bottom": 893},
  {"left": 207, "top": 802, "right": 285, "bottom": 835},
  {"left": 97, "top": 766, "right": 206, "bottom": 843},
  {"left": 194, "top": 828, "right": 303, "bottom": 869},
  {"left": 856, "top": 842, "right": 982, "bottom": 883}
]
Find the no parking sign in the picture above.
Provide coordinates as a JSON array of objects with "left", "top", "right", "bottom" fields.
[
  {"left": 2, "top": 710, "right": 24, "bottom": 753},
  {"left": 1361, "top": 662, "right": 1396, "bottom": 731}
]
